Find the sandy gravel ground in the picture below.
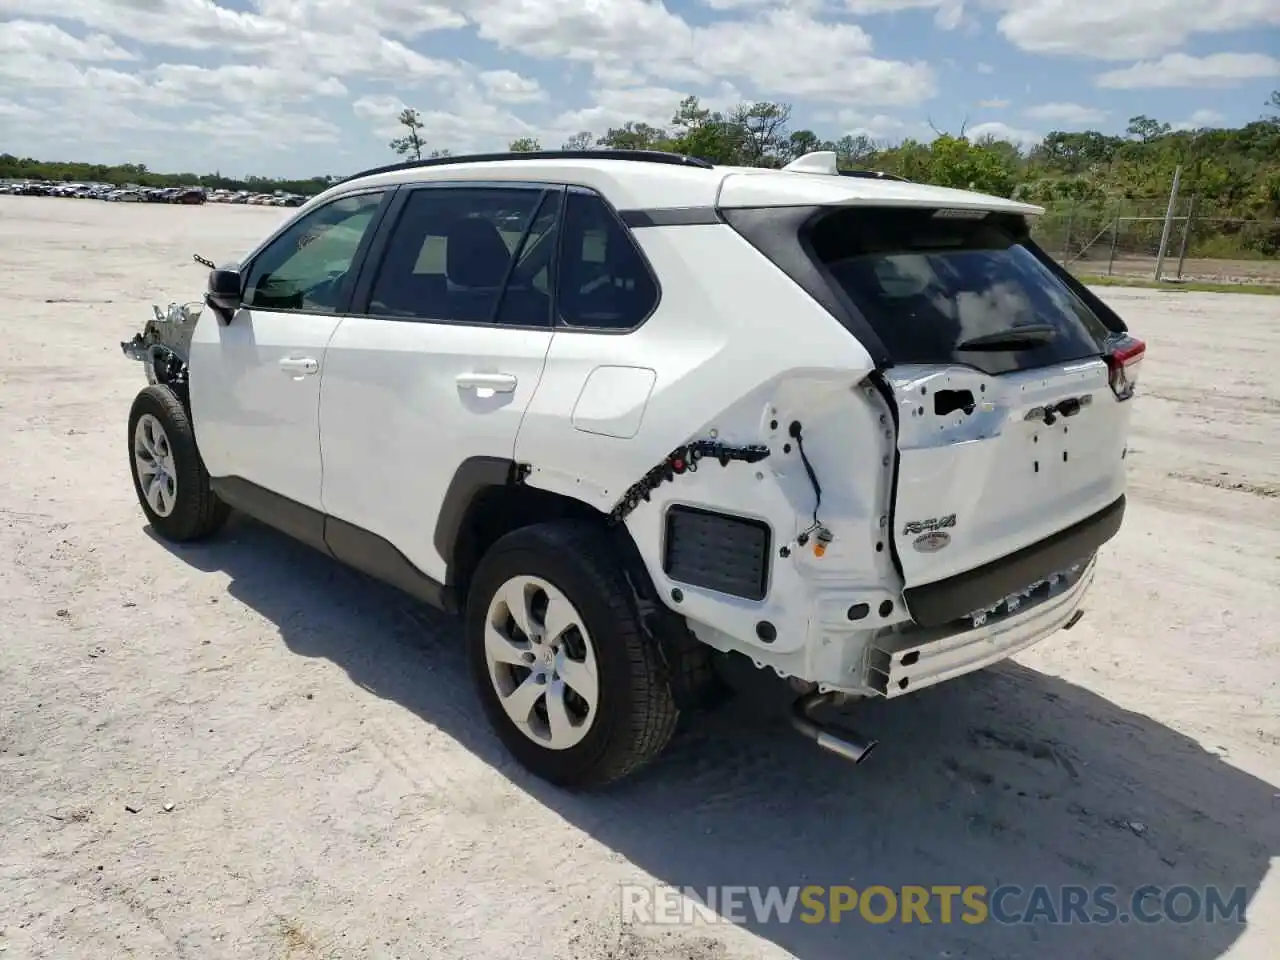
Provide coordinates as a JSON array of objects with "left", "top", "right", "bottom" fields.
[{"left": 1, "top": 196, "right": 1277, "bottom": 960}]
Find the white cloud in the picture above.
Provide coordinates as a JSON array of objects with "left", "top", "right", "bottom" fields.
[
  {"left": 0, "top": 19, "right": 136, "bottom": 60},
  {"left": 0, "top": 97, "right": 43, "bottom": 122},
  {"left": 990, "top": 0, "right": 1280, "bottom": 61},
  {"left": 478, "top": 69, "right": 545, "bottom": 105},
  {"left": 843, "top": 0, "right": 968, "bottom": 31},
  {"left": 694, "top": 10, "right": 936, "bottom": 104},
  {"left": 152, "top": 63, "right": 348, "bottom": 105},
  {"left": 977, "top": 98, "right": 1009, "bottom": 108},
  {"left": 254, "top": 0, "right": 466, "bottom": 37},
  {"left": 1023, "top": 101, "right": 1108, "bottom": 124},
  {"left": 0, "top": 54, "right": 154, "bottom": 100},
  {"left": 0, "top": 0, "right": 292, "bottom": 52},
  {"left": 847, "top": 114, "right": 913, "bottom": 141},
  {"left": 1096, "top": 52, "right": 1280, "bottom": 89},
  {"left": 459, "top": 2, "right": 935, "bottom": 107},
  {"left": 185, "top": 108, "right": 341, "bottom": 150},
  {"left": 813, "top": 108, "right": 918, "bottom": 142},
  {"left": 1172, "top": 108, "right": 1227, "bottom": 131},
  {"left": 4, "top": 90, "right": 171, "bottom": 137},
  {"left": 967, "top": 120, "right": 1040, "bottom": 148},
  {"left": 0, "top": 1, "right": 459, "bottom": 84}
]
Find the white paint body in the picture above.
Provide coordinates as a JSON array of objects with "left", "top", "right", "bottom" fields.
[{"left": 185, "top": 156, "right": 1134, "bottom": 697}]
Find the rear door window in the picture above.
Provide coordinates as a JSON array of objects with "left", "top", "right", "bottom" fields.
[
  {"left": 809, "top": 208, "right": 1111, "bottom": 372},
  {"left": 364, "top": 186, "right": 548, "bottom": 325}
]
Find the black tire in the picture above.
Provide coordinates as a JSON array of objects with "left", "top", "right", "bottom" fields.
[
  {"left": 465, "top": 521, "right": 679, "bottom": 789},
  {"left": 127, "top": 384, "right": 229, "bottom": 542}
]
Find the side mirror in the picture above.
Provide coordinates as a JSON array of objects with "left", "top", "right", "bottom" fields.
[{"left": 206, "top": 267, "right": 243, "bottom": 317}]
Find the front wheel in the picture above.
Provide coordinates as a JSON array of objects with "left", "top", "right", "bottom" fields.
[
  {"left": 465, "top": 522, "right": 679, "bottom": 789},
  {"left": 127, "top": 384, "right": 229, "bottom": 542}
]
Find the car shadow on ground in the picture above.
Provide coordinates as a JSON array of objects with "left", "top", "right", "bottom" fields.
[{"left": 150, "top": 516, "right": 1276, "bottom": 960}]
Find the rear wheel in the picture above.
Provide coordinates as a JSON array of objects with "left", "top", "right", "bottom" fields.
[
  {"left": 127, "top": 384, "right": 229, "bottom": 542},
  {"left": 465, "top": 521, "right": 679, "bottom": 789}
]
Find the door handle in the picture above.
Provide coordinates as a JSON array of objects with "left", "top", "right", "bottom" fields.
[
  {"left": 456, "top": 372, "right": 517, "bottom": 393},
  {"left": 279, "top": 356, "right": 319, "bottom": 377}
]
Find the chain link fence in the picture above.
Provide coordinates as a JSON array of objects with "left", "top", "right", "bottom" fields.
[{"left": 1031, "top": 198, "right": 1280, "bottom": 286}]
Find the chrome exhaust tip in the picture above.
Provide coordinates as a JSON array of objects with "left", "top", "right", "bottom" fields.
[{"left": 790, "top": 691, "right": 878, "bottom": 765}]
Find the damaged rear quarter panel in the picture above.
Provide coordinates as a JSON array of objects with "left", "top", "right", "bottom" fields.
[{"left": 514, "top": 222, "right": 900, "bottom": 673}]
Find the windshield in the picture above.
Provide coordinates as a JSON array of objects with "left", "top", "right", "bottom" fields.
[{"left": 808, "top": 208, "right": 1111, "bottom": 373}]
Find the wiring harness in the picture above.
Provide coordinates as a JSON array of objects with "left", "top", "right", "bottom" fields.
[{"left": 608, "top": 440, "right": 771, "bottom": 524}]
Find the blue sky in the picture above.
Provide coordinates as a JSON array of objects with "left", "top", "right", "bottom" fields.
[{"left": 1, "top": 0, "right": 1277, "bottom": 178}]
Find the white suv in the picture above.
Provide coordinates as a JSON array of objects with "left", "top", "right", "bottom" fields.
[{"left": 121, "top": 149, "right": 1144, "bottom": 789}]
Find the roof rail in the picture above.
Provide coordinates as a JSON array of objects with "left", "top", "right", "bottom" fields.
[
  {"left": 337, "top": 149, "right": 715, "bottom": 186},
  {"left": 839, "top": 169, "right": 910, "bottom": 182}
]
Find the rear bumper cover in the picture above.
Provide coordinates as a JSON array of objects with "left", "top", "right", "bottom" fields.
[
  {"left": 866, "top": 554, "right": 1096, "bottom": 697},
  {"left": 902, "top": 494, "right": 1125, "bottom": 629}
]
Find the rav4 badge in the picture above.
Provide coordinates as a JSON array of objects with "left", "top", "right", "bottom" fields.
[{"left": 913, "top": 532, "right": 951, "bottom": 552}]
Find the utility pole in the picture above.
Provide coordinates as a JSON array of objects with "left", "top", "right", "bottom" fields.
[
  {"left": 1153, "top": 164, "right": 1181, "bottom": 282},
  {"left": 1175, "top": 194, "right": 1198, "bottom": 281}
]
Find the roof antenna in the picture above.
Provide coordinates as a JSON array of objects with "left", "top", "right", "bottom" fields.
[{"left": 781, "top": 151, "right": 839, "bottom": 176}]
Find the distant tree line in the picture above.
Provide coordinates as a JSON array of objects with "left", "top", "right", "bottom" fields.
[
  {"left": 9, "top": 90, "right": 1279, "bottom": 250},
  {"left": 382, "top": 93, "right": 1280, "bottom": 222}
]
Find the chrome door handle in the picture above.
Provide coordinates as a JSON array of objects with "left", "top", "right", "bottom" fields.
[
  {"left": 279, "top": 356, "right": 318, "bottom": 377},
  {"left": 456, "top": 372, "right": 517, "bottom": 393}
]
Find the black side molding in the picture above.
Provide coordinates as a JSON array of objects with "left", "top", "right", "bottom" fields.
[
  {"left": 433, "top": 456, "right": 518, "bottom": 574},
  {"left": 903, "top": 495, "right": 1126, "bottom": 629},
  {"left": 209, "top": 476, "right": 455, "bottom": 613},
  {"left": 211, "top": 476, "right": 329, "bottom": 554},
  {"left": 325, "top": 516, "right": 454, "bottom": 612},
  {"left": 618, "top": 207, "right": 723, "bottom": 228}
]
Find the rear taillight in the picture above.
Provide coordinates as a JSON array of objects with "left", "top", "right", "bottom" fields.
[{"left": 1104, "top": 334, "right": 1145, "bottom": 400}]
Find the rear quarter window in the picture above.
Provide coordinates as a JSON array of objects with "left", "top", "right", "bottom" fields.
[{"left": 808, "top": 208, "right": 1112, "bottom": 373}]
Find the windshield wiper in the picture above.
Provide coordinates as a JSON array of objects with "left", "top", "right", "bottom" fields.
[{"left": 956, "top": 324, "right": 1056, "bottom": 351}]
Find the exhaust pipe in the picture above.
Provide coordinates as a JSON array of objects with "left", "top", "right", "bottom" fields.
[{"left": 790, "top": 690, "right": 878, "bottom": 764}]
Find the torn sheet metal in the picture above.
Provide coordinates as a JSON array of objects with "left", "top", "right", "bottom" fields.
[{"left": 121, "top": 301, "right": 203, "bottom": 382}]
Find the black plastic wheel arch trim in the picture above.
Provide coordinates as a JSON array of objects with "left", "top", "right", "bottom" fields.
[
  {"left": 902, "top": 494, "right": 1125, "bottom": 629},
  {"left": 208, "top": 476, "right": 456, "bottom": 613},
  {"left": 432, "top": 456, "right": 521, "bottom": 573}
]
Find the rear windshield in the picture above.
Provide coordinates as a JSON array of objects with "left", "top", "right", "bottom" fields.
[{"left": 808, "top": 208, "right": 1111, "bottom": 372}]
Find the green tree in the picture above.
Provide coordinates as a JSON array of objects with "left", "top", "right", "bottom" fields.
[
  {"left": 389, "top": 108, "right": 427, "bottom": 160},
  {"left": 926, "top": 134, "right": 1018, "bottom": 196},
  {"left": 666, "top": 95, "right": 743, "bottom": 164},
  {"left": 1126, "top": 115, "right": 1171, "bottom": 143},
  {"left": 596, "top": 122, "right": 668, "bottom": 151},
  {"left": 730, "top": 101, "right": 791, "bottom": 166},
  {"left": 786, "top": 130, "right": 822, "bottom": 161},
  {"left": 508, "top": 137, "right": 541, "bottom": 152},
  {"left": 561, "top": 132, "right": 594, "bottom": 151},
  {"left": 834, "top": 134, "right": 878, "bottom": 169}
]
